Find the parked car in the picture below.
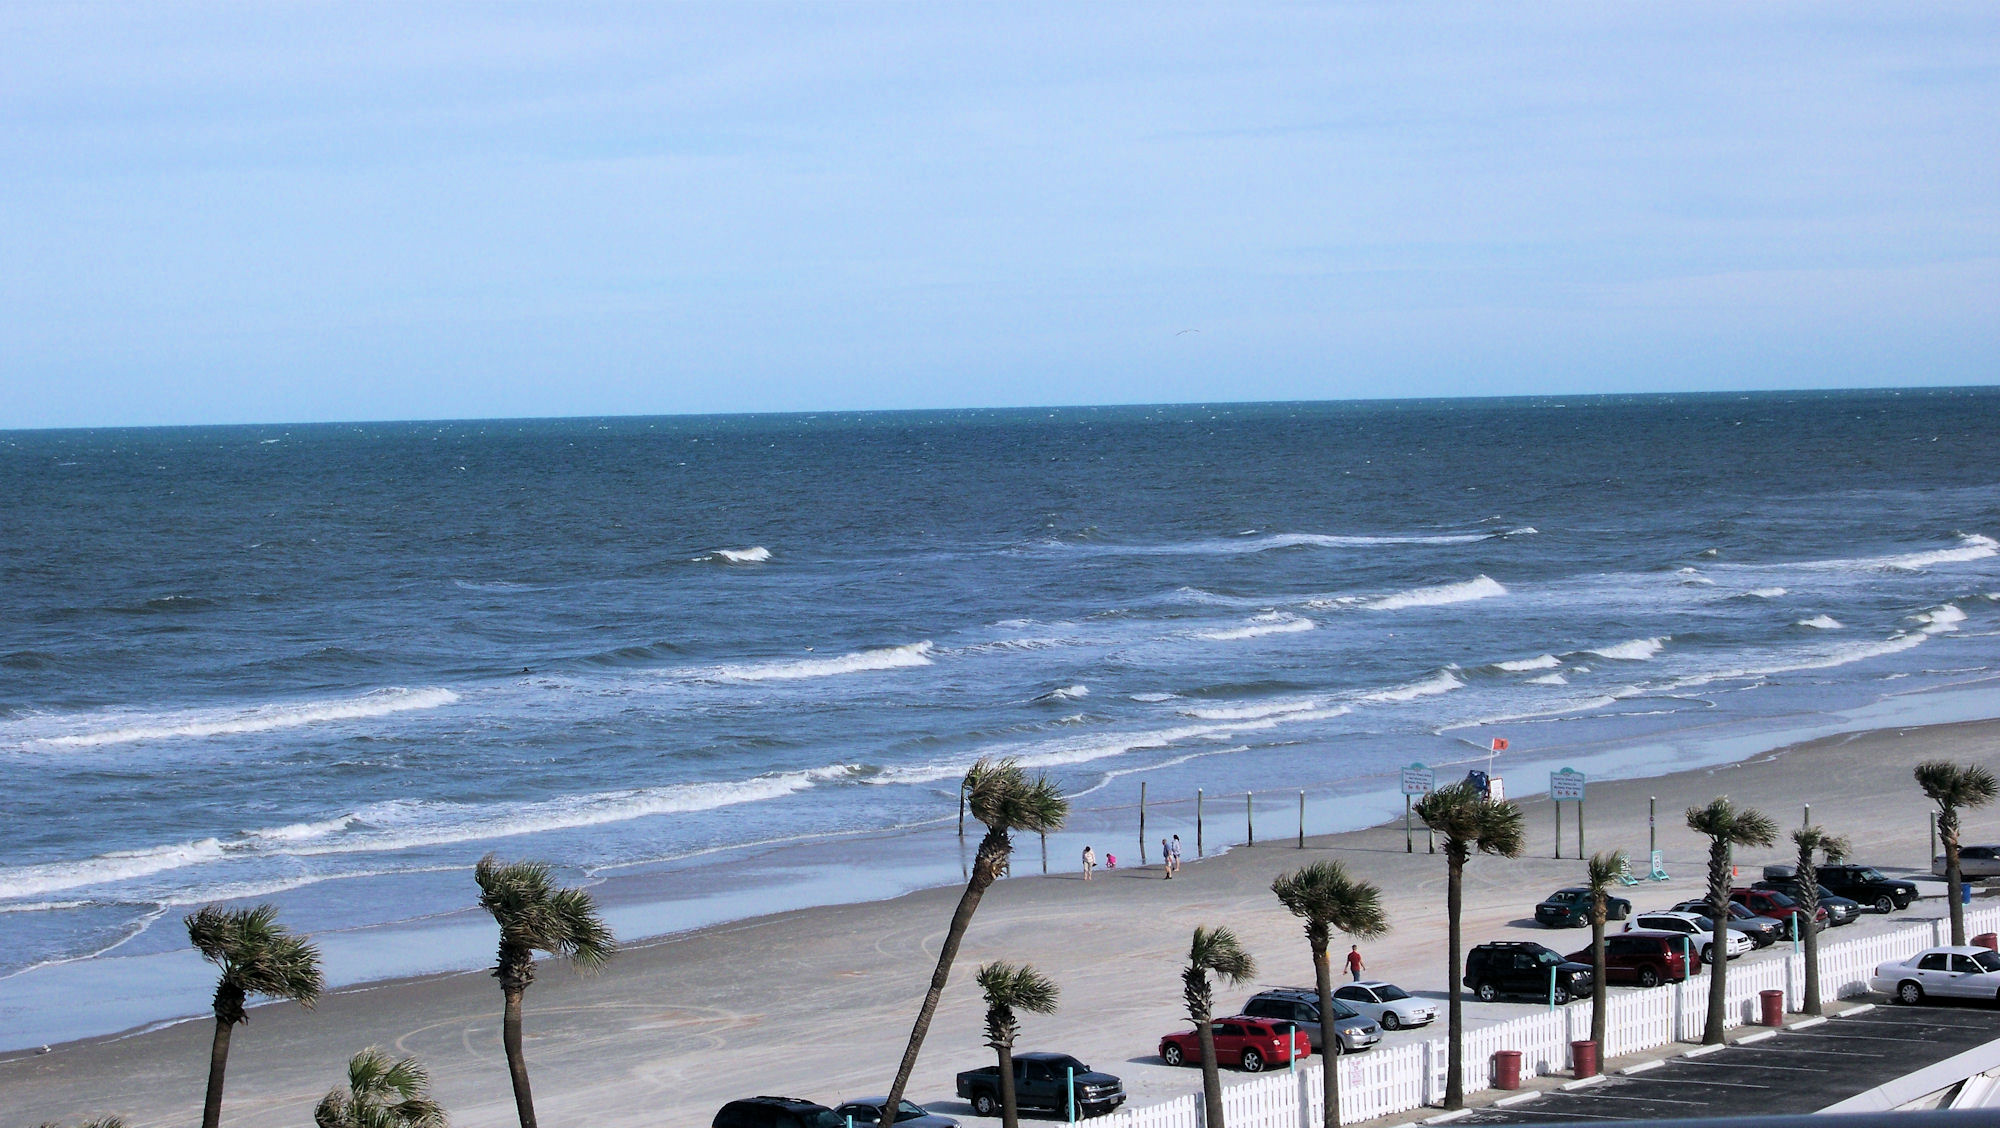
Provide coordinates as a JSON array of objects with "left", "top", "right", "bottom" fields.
[
  {"left": 1626, "top": 911, "right": 1751, "bottom": 965},
  {"left": 1668, "top": 899, "right": 1786, "bottom": 948},
  {"left": 835, "top": 1100, "right": 959, "bottom": 1128},
  {"left": 1565, "top": 930, "right": 1693, "bottom": 988},
  {"left": 1242, "top": 988, "right": 1383, "bottom": 1054},
  {"left": 1333, "top": 981, "right": 1438, "bottom": 1030},
  {"left": 1870, "top": 946, "right": 2000, "bottom": 1004},
  {"left": 715, "top": 1097, "right": 846, "bottom": 1128},
  {"left": 1814, "top": 864, "right": 1920, "bottom": 912},
  {"left": 956, "top": 1054, "right": 1125, "bottom": 1119},
  {"left": 1463, "top": 942, "right": 1593, "bottom": 1003},
  {"left": 1936, "top": 846, "right": 2000, "bottom": 880},
  {"left": 1534, "top": 887, "right": 1633, "bottom": 928},
  {"left": 1751, "top": 879, "right": 1863, "bottom": 926},
  {"left": 1158, "top": 1016, "right": 1311, "bottom": 1072},
  {"left": 1730, "top": 887, "right": 1828, "bottom": 932}
]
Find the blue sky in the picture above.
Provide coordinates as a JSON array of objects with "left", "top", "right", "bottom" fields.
[{"left": 3, "top": 2, "right": 1996, "bottom": 428}]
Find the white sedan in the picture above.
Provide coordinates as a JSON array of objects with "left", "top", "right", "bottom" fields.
[
  {"left": 1872, "top": 946, "right": 2000, "bottom": 1004},
  {"left": 1332, "top": 981, "right": 1437, "bottom": 1031},
  {"left": 1627, "top": 911, "right": 1752, "bottom": 965}
]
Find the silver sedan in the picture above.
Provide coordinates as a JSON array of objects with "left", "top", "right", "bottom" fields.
[{"left": 1870, "top": 946, "right": 2000, "bottom": 1004}]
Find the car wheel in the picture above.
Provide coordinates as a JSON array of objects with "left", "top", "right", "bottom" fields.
[
  {"left": 1638, "top": 967, "right": 1661, "bottom": 988},
  {"left": 972, "top": 1094, "right": 998, "bottom": 1117},
  {"left": 1898, "top": 980, "right": 1925, "bottom": 1006},
  {"left": 1162, "top": 1044, "right": 1185, "bottom": 1067},
  {"left": 1875, "top": 895, "right": 1895, "bottom": 914},
  {"left": 1380, "top": 1012, "right": 1401, "bottom": 1031},
  {"left": 1475, "top": 981, "right": 1498, "bottom": 1003},
  {"left": 1241, "top": 1049, "right": 1265, "bottom": 1073},
  {"left": 1552, "top": 985, "right": 1571, "bottom": 1005}
]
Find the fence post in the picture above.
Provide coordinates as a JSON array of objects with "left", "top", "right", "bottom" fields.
[{"left": 1297, "top": 1061, "right": 1315, "bottom": 1128}]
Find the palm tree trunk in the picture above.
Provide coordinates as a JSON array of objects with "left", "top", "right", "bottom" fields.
[
  {"left": 1798, "top": 857, "right": 1821, "bottom": 1016},
  {"left": 1589, "top": 907, "right": 1607, "bottom": 1052},
  {"left": 200, "top": 1014, "right": 234, "bottom": 1128},
  {"left": 1197, "top": 1015, "right": 1223, "bottom": 1128},
  {"left": 1944, "top": 808, "right": 1966, "bottom": 946},
  {"left": 1444, "top": 851, "right": 1465, "bottom": 1110},
  {"left": 502, "top": 986, "right": 537, "bottom": 1128},
  {"left": 1313, "top": 943, "right": 1339, "bottom": 1128},
  {"left": 997, "top": 1042, "right": 1018, "bottom": 1128},
  {"left": 884, "top": 830, "right": 1006, "bottom": 1119},
  {"left": 1801, "top": 904, "right": 1821, "bottom": 1015},
  {"left": 1702, "top": 840, "right": 1729, "bottom": 1045}
]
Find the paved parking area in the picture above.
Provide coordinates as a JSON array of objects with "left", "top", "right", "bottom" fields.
[{"left": 1454, "top": 1004, "right": 2000, "bottom": 1122}]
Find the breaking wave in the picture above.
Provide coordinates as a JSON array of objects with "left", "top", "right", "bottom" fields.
[
  {"left": 1197, "top": 613, "right": 1315, "bottom": 641},
  {"left": 1796, "top": 616, "right": 1844, "bottom": 630},
  {"left": 704, "top": 642, "right": 934, "bottom": 682},
  {"left": 16, "top": 688, "right": 461, "bottom": 750},
  {"left": 1494, "top": 654, "right": 1561, "bottom": 672},
  {"left": 1361, "top": 670, "right": 1464, "bottom": 703},
  {"left": 1587, "top": 637, "right": 1668, "bottom": 661},
  {"left": 701, "top": 546, "right": 772, "bottom": 564},
  {"left": 1366, "top": 575, "right": 1507, "bottom": 612}
]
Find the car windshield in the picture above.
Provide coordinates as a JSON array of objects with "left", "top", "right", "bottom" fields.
[
  {"left": 1974, "top": 952, "right": 2000, "bottom": 973},
  {"left": 808, "top": 1112, "right": 846, "bottom": 1128},
  {"left": 1537, "top": 950, "right": 1562, "bottom": 965},
  {"left": 1045, "top": 1056, "right": 1087, "bottom": 1075},
  {"left": 1376, "top": 984, "right": 1411, "bottom": 1001},
  {"left": 1762, "top": 891, "right": 1798, "bottom": 908},
  {"left": 1859, "top": 868, "right": 1888, "bottom": 882},
  {"left": 895, "top": 1103, "right": 928, "bottom": 1121},
  {"left": 1329, "top": 998, "right": 1360, "bottom": 1019}
]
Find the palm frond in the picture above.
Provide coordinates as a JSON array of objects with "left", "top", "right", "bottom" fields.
[
  {"left": 1415, "top": 781, "right": 1526, "bottom": 856},
  {"left": 975, "top": 961, "right": 1061, "bottom": 1015},
  {"left": 183, "top": 903, "right": 324, "bottom": 1013},
  {"left": 474, "top": 854, "right": 616, "bottom": 970},
  {"left": 320, "top": 1048, "right": 447, "bottom": 1128},
  {"left": 1917, "top": 760, "right": 2000, "bottom": 810},
  {"left": 1586, "top": 850, "right": 1627, "bottom": 893},
  {"left": 1685, "top": 797, "right": 1778, "bottom": 848},
  {"left": 1188, "top": 925, "right": 1256, "bottom": 983},
  {"left": 1271, "top": 860, "right": 1389, "bottom": 949},
  {"left": 963, "top": 757, "right": 1071, "bottom": 834}
]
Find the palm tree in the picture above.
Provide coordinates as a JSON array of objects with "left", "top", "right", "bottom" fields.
[
  {"left": 882, "top": 757, "right": 1067, "bottom": 1122},
  {"left": 1916, "top": 760, "right": 2000, "bottom": 946},
  {"left": 1583, "top": 850, "right": 1626, "bottom": 1055},
  {"left": 184, "top": 904, "right": 323, "bottom": 1128},
  {"left": 1791, "top": 826, "right": 1848, "bottom": 1016},
  {"left": 1184, "top": 925, "right": 1257, "bottom": 1128},
  {"left": 1271, "top": 860, "right": 1387, "bottom": 1128},
  {"left": 1686, "top": 798, "right": 1776, "bottom": 1043},
  {"left": 315, "top": 1047, "right": 449, "bottom": 1128},
  {"left": 974, "top": 962, "right": 1060, "bottom": 1128},
  {"left": 474, "top": 854, "right": 615, "bottom": 1128},
  {"left": 1415, "top": 781, "right": 1524, "bottom": 1110}
]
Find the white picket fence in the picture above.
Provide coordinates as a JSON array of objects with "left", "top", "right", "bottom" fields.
[{"left": 1089, "top": 904, "right": 2000, "bottom": 1128}]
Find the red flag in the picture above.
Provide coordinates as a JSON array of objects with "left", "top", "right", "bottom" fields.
[{"left": 1490, "top": 737, "right": 1509, "bottom": 751}]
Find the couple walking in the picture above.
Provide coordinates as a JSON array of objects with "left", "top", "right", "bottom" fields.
[{"left": 1159, "top": 835, "right": 1182, "bottom": 878}]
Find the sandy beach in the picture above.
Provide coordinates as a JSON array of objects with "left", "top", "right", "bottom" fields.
[{"left": 6, "top": 715, "right": 1996, "bottom": 1128}]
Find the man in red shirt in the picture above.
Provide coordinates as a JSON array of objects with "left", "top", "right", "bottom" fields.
[{"left": 1345, "top": 944, "right": 1365, "bottom": 981}]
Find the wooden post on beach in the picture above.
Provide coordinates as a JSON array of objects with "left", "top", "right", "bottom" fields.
[
  {"left": 1649, "top": 796, "right": 1657, "bottom": 858},
  {"left": 1405, "top": 795, "right": 1413, "bottom": 853},
  {"left": 1298, "top": 790, "right": 1305, "bottom": 848},
  {"left": 1554, "top": 801, "right": 1562, "bottom": 859},
  {"left": 1139, "top": 781, "right": 1148, "bottom": 863},
  {"left": 1247, "top": 792, "right": 1255, "bottom": 845},
  {"left": 1040, "top": 830, "right": 1047, "bottom": 874},
  {"left": 1578, "top": 798, "right": 1585, "bottom": 857},
  {"left": 1197, "top": 789, "right": 1205, "bottom": 857}
]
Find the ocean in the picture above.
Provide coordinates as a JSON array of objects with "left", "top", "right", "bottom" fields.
[{"left": 3, "top": 389, "right": 1999, "bottom": 1048}]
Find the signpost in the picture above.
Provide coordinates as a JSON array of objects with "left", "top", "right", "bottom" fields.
[
  {"left": 1401, "top": 763, "right": 1435, "bottom": 853},
  {"left": 1550, "top": 768, "right": 1586, "bottom": 858}
]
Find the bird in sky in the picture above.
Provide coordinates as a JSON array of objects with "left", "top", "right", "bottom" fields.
[{"left": 1176, "top": 329, "right": 1199, "bottom": 336}]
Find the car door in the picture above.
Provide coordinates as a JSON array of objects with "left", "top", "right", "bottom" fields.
[
  {"left": 1915, "top": 952, "right": 1953, "bottom": 995},
  {"left": 1947, "top": 954, "right": 1988, "bottom": 999},
  {"left": 1023, "top": 1060, "right": 1056, "bottom": 1107},
  {"left": 1214, "top": 1021, "right": 1246, "bottom": 1063},
  {"left": 1334, "top": 984, "right": 1375, "bottom": 1019}
]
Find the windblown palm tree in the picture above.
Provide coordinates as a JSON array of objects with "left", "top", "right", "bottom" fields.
[
  {"left": 185, "top": 904, "right": 323, "bottom": 1128},
  {"left": 1414, "top": 781, "right": 1524, "bottom": 1110},
  {"left": 474, "top": 855, "right": 615, "bottom": 1128},
  {"left": 1791, "top": 826, "right": 1847, "bottom": 1016},
  {"left": 1686, "top": 798, "right": 1776, "bottom": 1043},
  {"left": 1184, "top": 925, "right": 1256, "bottom": 1128},
  {"left": 1583, "top": 850, "right": 1626, "bottom": 1055},
  {"left": 1916, "top": 760, "right": 2000, "bottom": 946},
  {"left": 1271, "top": 860, "right": 1387, "bottom": 1128},
  {"left": 881, "top": 758, "right": 1067, "bottom": 1123},
  {"left": 315, "top": 1047, "right": 448, "bottom": 1128},
  {"left": 975, "top": 962, "right": 1060, "bottom": 1128}
]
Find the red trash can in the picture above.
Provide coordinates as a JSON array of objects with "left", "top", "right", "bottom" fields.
[
  {"left": 1974, "top": 933, "right": 1998, "bottom": 952},
  {"left": 1493, "top": 1050, "right": 1523, "bottom": 1090},
  {"left": 1571, "top": 1040, "right": 1599, "bottom": 1078},
  {"left": 1759, "top": 988, "right": 1785, "bottom": 1027}
]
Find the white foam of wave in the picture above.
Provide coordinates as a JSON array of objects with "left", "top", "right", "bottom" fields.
[
  {"left": 19, "top": 688, "right": 461, "bottom": 750},
  {"left": 1036, "top": 685, "right": 1089, "bottom": 702},
  {"left": 1746, "top": 588, "right": 1789, "bottom": 599},
  {"left": 704, "top": 546, "right": 771, "bottom": 564},
  {"left": 1495, "top": 654, "right": 1561, "bottom": 672},
  {"left": 1106, "top": 529, "right": 1524, "bottom": 556},
  {"left": 0, "top": 900, "right": 91, "bottom": 913},
  {"left": 1362, "top": 670, "right": 1464, "bottom": 703},
  {"left": 1796, "top": 615, "right": 1844, "bottom": 630},
  {"left": 705, "top": 642, "right": 934, "bottom": 682},
  {"left": 1130, "top": 692, "right": 1178, "bottom": 703},
  {"left": 1917, "top": 605, "right": 1967, "bottom": 634},
  {"left": 1792, "top": 534, "right": 1999, "bottom": 573},
  {"left": 1527, "top": 673, "right": 1568, "bottom": 686},
  {"left": 1366, "top": 575, "right": 1507, "bottom": 612},
  {"left": 0, "top": 839, "right": 227, "bottom": 900},
  {"left": 1196, "top": 613, "right": 1315, "bottom": 641},
  {"left": 1676, "top": 567, "right": 1716, "bottom": 586},
  {"left": 1178, "top": 698, "right": 1325, "bottom": 721},
  {"left": 1588, "top": 637, "right": 1668, "bottom": 661}
]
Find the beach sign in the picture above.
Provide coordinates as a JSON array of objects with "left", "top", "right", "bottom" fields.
[
  {"left": 1401, "top": 763, "right": 1435, "bottom": 854},
  {"left": 1550, "top": 768, "right": 1586, "bottom": 859}
]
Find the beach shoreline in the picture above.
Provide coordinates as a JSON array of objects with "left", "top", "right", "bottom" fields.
[{"left": 8, "top": 708, "right": 2000, "bottom": 1127}]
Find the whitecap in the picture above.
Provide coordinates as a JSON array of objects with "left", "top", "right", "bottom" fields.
[
  {"left": 0, "top": 839, "right": 228, "bottom": 900},
  {"left": 1494, "top": 654, "right": 1561, "bottom": 672},
  {"left": 702, "top": 546, "right": 772, "bottom": 564},
  {"left": 704, "top": 642, "right": 934, "bottom": 682},
  {"left": 1527, "top": 673, "right": 1568, "bottom": 686},
  {"left": 1129, "top": 692, "right": 1178, "bottom": 703},
  {"left": 1793, "top": 534, "right": 1998, "bottom": 572},
  {"left": 1917, "top": 605, "right": 1966, "bottom": 634},
  {"left": 1745, "top": 588, "right": 1788, "bottom": 599},
  {"left": 1587, "top": 637, "right": 1668, "bottom": 661},
  {"left": 1365, "top": 575, "right": 1507, "bottom": 612},
  {"left": 1196, "top": 613, "right": 1315, "bottom": 641},
  {"left": 1361, "top": 670, "right": 1464, "bottom": 703},
  {"left": 16, "top": 687, "right": 461, "bottom": 750},
  {"left": 1796, "top": 615, "right": 1844, "bottom": 630},
  {"left": 1035, "top": 685, "right": 1090, "bottom": 702},
  {"left": 1177, "top": 698, "right": 1324, "bottom": 721}
]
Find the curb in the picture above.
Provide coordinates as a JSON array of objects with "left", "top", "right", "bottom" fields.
[
  {"left": 1619, "top": 1060, "right": 1665, "bottom": 1075},
  {"left": 1421, "top": 1109, "right": 1472, "bottom": 1124},
  {"left": 1493, "top": 1092, "right": 1541, "bottom": 1108},
  {"left": 1559, "top": 1075, "right": 1609, "bottom": 1091},
  {"left": 1842, "top": 1003, "right": 1877, "bottom": 1016},
  {"left": 1736, "top": 1030, "right": 1777, "bottom": 1045},
  {"left": 1789, "top": 1016, "right": 1828, "bottom": 1029},
  {"left": 1682, "top": 1044, "right": 1726, "bottom": 1058}
]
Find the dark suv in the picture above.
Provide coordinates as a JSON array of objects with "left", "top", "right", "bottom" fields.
[
  {"left": 715, "top": 1098, "right": 845, "bottom": 1128},
  {"left": 1534, "top": 887, "right": 1633, "bottom": 928},
  {"left": 1774, "top": 864, "right": 1918, "bottom": 913},
  {"left": 1464, "top": 942, "right": 1593, "bottom": 1003},
  {"left": 1751, "top": 878, "right": 1862, "bottom": 926}
]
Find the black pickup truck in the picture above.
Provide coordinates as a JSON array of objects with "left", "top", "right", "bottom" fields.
[
  {"left": 956, "top": 1053, "right": 1125, "bottom": 1119},
  {"left": 1764, "top": 863, "right": 1918, "bottom": 913}
]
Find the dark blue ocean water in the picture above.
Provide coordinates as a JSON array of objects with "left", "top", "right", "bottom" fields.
[{"left": 3, "top": 390, "right": 1999, "bottom": 1043}]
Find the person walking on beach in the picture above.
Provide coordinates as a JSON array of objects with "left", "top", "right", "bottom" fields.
[
  {"left": 1161, "top": 838, "right": 1173, "bottom": 879},
  {"left": 1081, "top": 845, "right": 1095, "bottom": 881},
  {"left": 1170, "top": 834, "right": 1183, "bottom": 875},
  {"left": 1345, "top": 944, "right": 1365, "bottom": 981}
]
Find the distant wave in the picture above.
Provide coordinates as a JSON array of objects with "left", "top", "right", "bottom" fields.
[
  {"left": 0, "top": 839, "right": 228, "bottom": 900},
  {"left": 1056, "top": 528, "right": 1532, "bottom": 556},
  {"left": 1791, "top": 534, "right": 1998, "bottom": 573},
  {"left": 16, "top": 687, "right": 460, "bottom": 750},
  {"left": 1196, "top": 612, "right": 1315, "bottom": 641},
  {"left": 1494, "top": 654, "right": 1561, "bottom": 672},
  {"left": 1366, "top": 575, "right": 1507, "bottom": 612},
  {"left": 1527, "top": 673, "right": 1568, "bottom": 686},
  {"left": 452, "top": 579, "right": 539, "bottom": 593},
  {"left": 1796, "top": 615, "right": 1844, "bottom": 630},
  {"left": 1361, "top": 670, "right": 1464, "bottom": 703},
  {"left": 1130, "top": 692, "right": 1178, "bottom": 703},
  {"left": 1587, "top": 637, "right": 1668, "bottom": 661},
  {"left": 1034, "top": 685, "right": 1090, "bottom": 702},
  {"left": 1669, "top": 632, "right": 1932, "bottom": 689},
  {"left": 1676, "top": 567, "right": 1716, "bottom": 586},
  {"left": 1743, "top": 587, "right": 1789, "bottom": 599},
  {"left": 704, "top": 642, "right": 934, "bottom": 682},
  {"left": 1177, "top": 698, "right": 1324, "bottom": 721},
  {"left": 699, "top": 546, "right": 772, "bottom": 564}
]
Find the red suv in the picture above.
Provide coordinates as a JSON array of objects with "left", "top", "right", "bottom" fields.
[
  {"left": 1566, "top": 930, "right": 1692, "bottom": 988},
  {"left": 1731, "top": 887, "right": 1827, "bottom": 933},
  {"left": 1159, "top": 1016, "right": 1312, "bottom": 1073}
]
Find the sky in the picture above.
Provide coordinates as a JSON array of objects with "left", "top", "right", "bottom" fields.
[{"left": 2, "top": 2, "right": 1997, "bottom": 429}]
